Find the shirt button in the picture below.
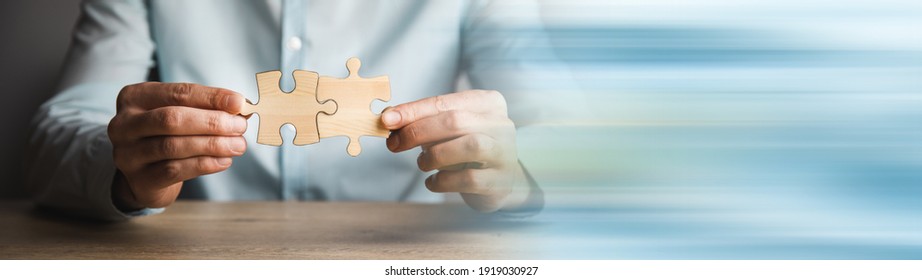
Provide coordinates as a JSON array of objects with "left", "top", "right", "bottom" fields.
[{"left": 287, "top": 37, "right": 303, "bottom": 51}]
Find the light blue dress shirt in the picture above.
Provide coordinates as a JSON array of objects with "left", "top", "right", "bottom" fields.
[{"left": 27, "top": 0, "right": 573, "bottom": 221}]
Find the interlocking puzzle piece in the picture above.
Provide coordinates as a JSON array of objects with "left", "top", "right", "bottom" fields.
[
  {"left": 241, "top": 70, "right": 337, "bottom": 146},
  {"left": 317, "top": 57, "right": 391, "bottom": 156}
]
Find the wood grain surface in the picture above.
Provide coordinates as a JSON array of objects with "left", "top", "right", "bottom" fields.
[
  {"left": 0, "top": 201, "right": 536, "bottom": 259},
  {"left": 242, "top": 70, "right": 336, "bottom": 146}
]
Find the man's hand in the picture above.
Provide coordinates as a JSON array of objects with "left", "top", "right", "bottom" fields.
[
  {"left": 108, "top": 82, "right": 247, "bottom": 210},
  {"left": 381, "top": 90, "right": 531, "bottom": 212}
]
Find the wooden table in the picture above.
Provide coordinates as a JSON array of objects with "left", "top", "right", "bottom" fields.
[{"left": 0, "top": 201, "right": 537, "bottom": 259}]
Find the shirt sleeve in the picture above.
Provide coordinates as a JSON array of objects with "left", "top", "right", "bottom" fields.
[
  {"left": 26, "top": 0, "right": 161, "bottom": 221},
  {"left": 461, "top": 0, "right": 591, "bottom": 216},
  {"left": 461, "top": 0, "right": 588, "bottom": 125}
]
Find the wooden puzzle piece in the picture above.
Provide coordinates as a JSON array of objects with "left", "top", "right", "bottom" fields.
[
  {"left": 241, "top": 70, "right": 337, "bottom": 146},
  {"left": 317, "top": 57, "right": 391, "bottom": 156}
]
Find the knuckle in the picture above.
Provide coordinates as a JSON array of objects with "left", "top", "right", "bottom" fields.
[
  {"left": 206, "top": 113, "right": 224, "bottom": 133},
  {"left": 207, "top": 137, "right": 223, "bottom": 153},
  {"left": 171, "top": 83, "right": 195, "bottom": 96},
  {"left": 468, "top": 134, "right": 495, "bottom": 157},
  {"left": 156, "top": 138, "right": 180, "bottom": 158},
  {"left": 167, "top": 85, "right": 192, "bottom": 105},
  {"left": 443, "top": 111, "right": 467, "bottom": 131},
  {"left": 486, "top": 90, "right": 506, "bottom": 106},
  {"left": 487, "top": 117, "right": 516, "bottom": 134},
  {"left": 116, "top": 86, "right": 132, "bottom": 110},
  {"left": 482, "top": 90, "right": 508, "bottom": 114},
  {"left": 107, "top": 116, "right": 123, "bottom": 139},
  {"left": 434, "top": 95, "right": 450, "bottom": 112},
  {"left": 196, "top": 158, "right": 212, "bottom": 173},
  {"left": 157, "top": 108, "right": 183, "bottom": 131},
  {"left": 161, "top": 161, "right": 183, "bottom": 181},
  {"left": 167, "top": 92, "right": 185, "bottom": 106}
]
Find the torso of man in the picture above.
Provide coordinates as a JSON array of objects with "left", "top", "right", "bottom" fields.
[{"left": 148, "top": 0, "right": 471, "bottom": 202}]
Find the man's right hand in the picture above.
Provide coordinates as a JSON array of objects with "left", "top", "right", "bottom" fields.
[{"left": 107, "top": 82, "right": 247, "bottom": 210}]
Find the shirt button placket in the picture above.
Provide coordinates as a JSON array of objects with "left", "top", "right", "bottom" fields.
[
  {"left": 287, "top": 36, "right": 303, "bottom": 51},
  {"left": 278, "top": 0, "right": 307, "bottom": 201}
]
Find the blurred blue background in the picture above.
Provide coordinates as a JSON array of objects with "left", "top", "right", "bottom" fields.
[{"left": 517, "top": 0, "right": 922, "bottom": 259}]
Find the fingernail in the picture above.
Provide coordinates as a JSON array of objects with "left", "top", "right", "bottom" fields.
[
  {"left": 425, "top": 173, "right": 437, "bottom": 188},
  {"left": 387, "top": 135, "right": 400, "bottom": 151},
  {"left": 382, "top": 110, "right": 400, "bottom": 127},
  {"left": 216, "top": 157, "right": 232, "bottom": 167},
  {"left": 228, "top": 138, "right": 246, "bottom": 155},
  {"left": 233, "top": 116, "right": 247, "bottom": 133}
]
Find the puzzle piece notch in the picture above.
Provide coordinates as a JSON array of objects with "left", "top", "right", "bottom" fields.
[
  {"left": 317, "top": 57, "right": 391, "bottom": 156},
  {"left": 241, "top": 70, "right": 337, "bottom": 146}
]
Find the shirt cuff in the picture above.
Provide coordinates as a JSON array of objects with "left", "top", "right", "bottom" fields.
[
  {"left": 88, "top": 127, "right": 166, "bottom": 220},
  {"left": 120, "top": 207, "right": 165, "bottom": 217},
  {"left": 495, "top": 160, "right": 545, "bottom": 218}
]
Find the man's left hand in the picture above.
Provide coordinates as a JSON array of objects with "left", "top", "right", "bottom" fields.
[{"left": 382, "top": 90, "right": 530, "bottom": 212}]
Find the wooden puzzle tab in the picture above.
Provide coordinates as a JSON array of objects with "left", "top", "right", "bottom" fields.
[
  {"left": 317, "top": 57, "right": 391, "bottom": 156},
  {"left": 241, "top": 57, "right": 390, "bottom": 156}
]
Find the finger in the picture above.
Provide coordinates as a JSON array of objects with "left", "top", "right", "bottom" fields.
[
  {"left": 123, "top": 106, "right": 247, "bottom": 139},
  {"left": 417, "top": 133, "right": 501, "bottom": 172},
  {"left": 388, "top": 111, "right": 513, "bottom": 152},
  {"left": 118, "top": 82, "right": 244, "bottom": 114},
  {"left": 381, "top": 90, "right": 507, "bottom": 130},
  {"left": 387, "top": 110, "right": 475, "bottom": 152},
  {"left": 138, "top": 156, "right": 233, "bottom": 191},
  {"left": 425, "top": 168, "right": 503, "bottom": 195},
  {"left": 127, "top": 136, "right": 246, "bottom": 165}
]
